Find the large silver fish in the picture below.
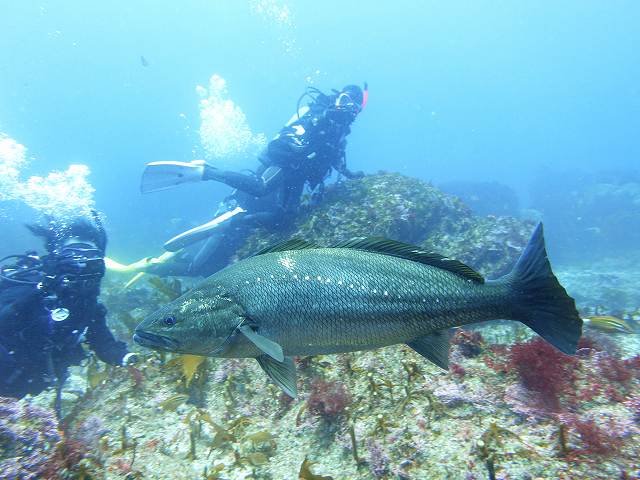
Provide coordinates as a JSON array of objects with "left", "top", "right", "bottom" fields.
[{"left": 134, "top": 224, "right": 582, "bottom": 397}]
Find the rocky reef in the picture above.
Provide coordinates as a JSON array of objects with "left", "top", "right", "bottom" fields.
[
  {"left": 4, "top": 173, "right": 639, "bottom": 480},
  {"left": 238, "top": 173, "right": 534, "bottom": 279},
  {"left": 0, "top": 398, "right": 60, "bottom": 479},
  {"left": 530, "top": 169, "right": 640, "bottom": 262}
]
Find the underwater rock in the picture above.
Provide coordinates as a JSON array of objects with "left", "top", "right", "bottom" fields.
[
  {"left": 432, "top": 379, "right": 488, "bottom": 408},
  {"left": 238, "top": 173, "right": 533, "bottom": 278},
  {"left": 530, "top": 170, "right": 640, "bottom": 260},
  {"left": 0, "top": 397, "right": 60, "bottom": 480},
  {"left": 556, "top": 257, "right": 640, "bottom": 313},
  {"left": 423, "top": 215, "right": 535, "bottom": 278},
  {"left": 22, "top": 172, "right": 637, "bottom": 480}
]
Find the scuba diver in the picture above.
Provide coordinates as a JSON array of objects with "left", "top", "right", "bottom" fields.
[
  {"left": 0, "top": 213, "right": 136, "bottom": 415},
  {"left": 137, "top": 83, "right": 368, "bottom": 277}
]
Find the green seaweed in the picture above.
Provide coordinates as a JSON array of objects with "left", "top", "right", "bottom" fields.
[
  {"left": 473, "top": 422, "right": 540, "bottom": 480},
  {"left": 298, "top": 457, "right": 334, "bottom": 480},
  {"left": 147, "top": 275, "right": 183, "bottom": 301}
]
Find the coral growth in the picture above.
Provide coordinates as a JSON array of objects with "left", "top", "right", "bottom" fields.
[
  {"left": 366, "top": 439, "right": 390, "bottom": 479},
  {"left": 624, "top": 397, "right": 640, "bottom": 424}
]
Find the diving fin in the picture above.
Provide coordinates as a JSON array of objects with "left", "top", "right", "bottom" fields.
[
  {"left": 406, "top": 330, "right": 450, "bottom": 370},
  {"left": 140, "top": 160, "right": 208, "bottom": 194},
  {"left": 164, "top": 206, "right": 246, "bottom": 251},
  {"left": 256, "top": 355, "right": 297, "bottom": 397},
  {"left": 239, "top": 324, "right": 284, "bottom": 362}
]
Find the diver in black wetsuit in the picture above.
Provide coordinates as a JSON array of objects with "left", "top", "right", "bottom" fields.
[
  {"left": 141, "top": 83, "right": 367, "bottom": 277},
  {"left": 0, "top": 214, "right": 136, "bottom": 413},
  {"left": 203, "top": 84, "right": 367, "bottom": 219}
]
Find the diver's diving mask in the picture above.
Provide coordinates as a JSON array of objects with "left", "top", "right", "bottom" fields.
[
  {"left": 330, "top": 83, "right": 367, "bottom": 123},
  {"left": 334, "top": 92, "right": 360, "bottom": 113},
  {"left": 50, "top": 237, "right": 106, "bottom": 291}
]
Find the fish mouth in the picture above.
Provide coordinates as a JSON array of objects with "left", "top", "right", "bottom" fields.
[{"left": 133, "top": 330, "right": 180, "bottom": 351}]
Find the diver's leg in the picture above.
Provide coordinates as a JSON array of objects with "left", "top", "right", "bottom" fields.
[
  {"left": 203, "top": 166, "right": 282, "bottom": 197},
  {"left": 189, "top": 233, "right": 224, "bottom": 276},
  {"left": 144, "top": 254, "right": 192, "bottom": 277},
  {"left": 188, "top": 217, "right": 263, "bottom": 277}
]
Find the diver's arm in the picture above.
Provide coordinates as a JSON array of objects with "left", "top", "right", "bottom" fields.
[
  {"left": 332, "top": 151, "right": 364, "bottom": 179},
  {"left": 85, "top": 303, "right": 129, "bottom": 366}
]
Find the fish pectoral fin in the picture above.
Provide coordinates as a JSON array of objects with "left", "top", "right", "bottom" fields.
[
  {"left": 239, "top": 324, "right": 284, "bottom": 362},
  {"left": 256, "top": 355, "right": 297, "bottom": 398},
  {"left": 406, "top": 330, "right": 450, "bottom": 370}
]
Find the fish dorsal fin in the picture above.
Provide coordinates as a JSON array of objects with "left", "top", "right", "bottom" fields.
[
  {"left": 333, "top": 237, "right": 484, "bottom": 283},
  {"left": 254, "top": 238, "right": 320, "bottom": 256}
]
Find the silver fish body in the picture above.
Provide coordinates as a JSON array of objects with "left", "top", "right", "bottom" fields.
[
  {"left": 211, "top": 248, "right": 510, "bottom": 357},
  {"left": 135, "top": 224, "right": 582, "bottom": 396}
]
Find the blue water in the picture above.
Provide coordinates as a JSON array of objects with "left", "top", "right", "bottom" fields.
[{"left": 1, "top": 1, "right": 639, "bottom": 259}]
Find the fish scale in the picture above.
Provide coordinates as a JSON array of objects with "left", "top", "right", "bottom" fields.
[
  {"left": 212, "top": 248, "right": 511, "bottom": 356},
  {"left": 135, "top": 224, "right": 582, "bottom": 397}
]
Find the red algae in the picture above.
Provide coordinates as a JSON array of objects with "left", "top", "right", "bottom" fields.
[
  {"left": 307, "top": 379, "right": 352, "bottom": 421},
  {"left": 509, "top": 337, "right": 578, "bottom": 411}
]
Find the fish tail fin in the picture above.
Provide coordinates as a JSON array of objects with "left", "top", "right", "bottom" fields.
[{"left": 507, "top": 223, "right": 582, "bottom": 354}]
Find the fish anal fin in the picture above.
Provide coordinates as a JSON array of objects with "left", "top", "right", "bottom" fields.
[
  {"left": 407, "top": 330, "right": 450, "bottom": 370},
  {"left": 256, "top": 355, "right": 297, "bottom": 397}
]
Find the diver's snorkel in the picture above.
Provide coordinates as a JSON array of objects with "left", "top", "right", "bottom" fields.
[{"left": 361, "top": 82, "right": 369, "bottom": 110}]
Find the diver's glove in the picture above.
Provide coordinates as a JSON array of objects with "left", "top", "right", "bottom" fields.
[{"left": 121, "top": 352, "right": 139, "bottom": 367}]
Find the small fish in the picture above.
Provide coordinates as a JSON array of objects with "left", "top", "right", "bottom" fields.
[
  {"left": 158, "top": 393, "right": 189, "bottom": 411},
  {"left": 134, "top": 224, "right": 582, "bottom": 397},
  {"left": 140, "top": 55, "right": 149, "bottom": 67},
  {"left": 583, "top": 315, "right": 637, "bottom": 334}
]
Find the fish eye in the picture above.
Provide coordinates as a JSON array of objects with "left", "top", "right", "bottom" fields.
[{"left": 164, "top": 315, "right": 176, "bottom": 327}]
